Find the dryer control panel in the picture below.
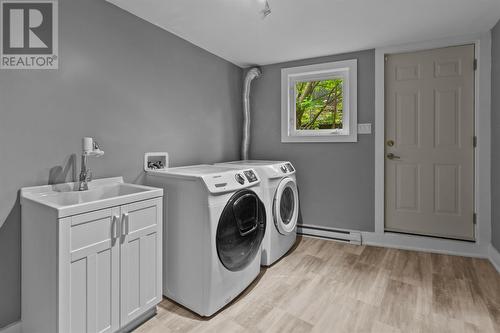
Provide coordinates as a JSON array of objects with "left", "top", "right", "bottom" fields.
[
  {"left": 203, "top": 168, "right": 261, "bottom": 194},
  {"left": 268, "top": 162, "right": 296, "bottom": 178}
]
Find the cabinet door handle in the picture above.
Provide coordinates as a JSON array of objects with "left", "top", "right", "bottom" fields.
[
  {"left": 121, "top": 212, "right": 129, "bottom": 237},
  {"left": 111, "top": 215, "right": 120, "bottom": 240}
]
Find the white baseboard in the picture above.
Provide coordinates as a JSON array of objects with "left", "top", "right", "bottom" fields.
[
  {"left": 361, "top": 231, "right": 488, "bottom": 258},
  {"left": 489, "top": 244, "right": 500, "bottom": 273},
  {"left": 0, "top": 322, "right": 21, "bottom": 333},
  {"left": 297, "top": 224, "right": 362, "bottom": 245}
]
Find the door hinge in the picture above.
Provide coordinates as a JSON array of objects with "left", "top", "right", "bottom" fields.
[
  {"left": 473, "top": 59, "right": 478, "bottom": 71},
  {"left": 473, "top": 136, "right": 477, "bottom": 148},
  {"left": 473, "top": 213, "right": 477, "bottom": 225}
]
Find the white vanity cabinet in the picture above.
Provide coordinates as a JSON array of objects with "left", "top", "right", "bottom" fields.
[
  {"left": 21, "top": 178, "right": 163, "bottom": 333},
  {"left": 63, "top": 207, "right": 121, "bottom": 333},
  {"left": 119, "top": 200, "right": 163, "bottom": 327}
]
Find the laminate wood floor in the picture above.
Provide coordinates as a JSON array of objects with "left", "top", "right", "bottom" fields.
[{"left": 134, "top": 236, "right": 500, "bottom": 333}]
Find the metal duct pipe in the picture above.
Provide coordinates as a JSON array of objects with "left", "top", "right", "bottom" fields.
[{"left": 241, "top": 67, "right": 262, "bottom": 160}]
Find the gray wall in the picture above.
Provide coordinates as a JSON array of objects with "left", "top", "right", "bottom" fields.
[
  {"left": 0, "top": 0, "right": 242, "bottom": 328},
  {"left": 249, "top": 50, "right": 375, "bottom": 232},
  {"left": 492, "top": 19, "right": 500, "bottom": 252}
]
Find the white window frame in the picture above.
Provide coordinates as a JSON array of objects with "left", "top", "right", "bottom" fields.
[{"left": 281, "top": 59, "right": 358, "bottom": 143}]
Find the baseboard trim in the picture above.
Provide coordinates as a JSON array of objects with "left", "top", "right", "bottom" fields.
[
  {"left": 361, "top": 231, "right": 487, "bottom": 258},
  {"left": 488, "top": 244, "right": 500, "bottom": 273},
  {"left": 0, "top": 322, "right": 21, "bottom": 333},
  {"left": 118, "top": 307, "right": 156, "bottom": 333},
  {"left": 0, "top": 308, "right": 158, "bottom": 333},
  {"left": 297, "top": 224, "right": 362, "bottom": 245}
]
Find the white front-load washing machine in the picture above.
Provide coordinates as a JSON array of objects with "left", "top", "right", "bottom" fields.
[
  {"left": 145, "top": 164, "right": 266, "bottom": 316},
  {"left": 215, "top": 161, "right": 299, "bottom": 266}
]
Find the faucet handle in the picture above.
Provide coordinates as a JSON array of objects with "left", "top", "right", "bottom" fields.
[{"left": 90, "top": 140, "right": 104, "bottom": 156}]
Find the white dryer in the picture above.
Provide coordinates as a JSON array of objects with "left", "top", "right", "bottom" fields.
[
  {"left": 145, "top": 164, "right": 266, "bottom": 316},
  {"left": 215, "top": 161, "right": 299, "bottom": 266}
]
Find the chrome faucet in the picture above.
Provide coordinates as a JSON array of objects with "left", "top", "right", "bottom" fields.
[
  {"left": 78, "top": 138, "right": 104, "bottom": 191},
  {"left": 78, "top": 155, "right": 92, "bottom": 191}
]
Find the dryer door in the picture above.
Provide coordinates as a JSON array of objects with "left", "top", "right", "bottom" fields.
[
  {"left": 216, "top": 189, "right": 266, "bottom": 271},
  {"left": 273, "top": 178, "right": 299, "bottom": 235}
]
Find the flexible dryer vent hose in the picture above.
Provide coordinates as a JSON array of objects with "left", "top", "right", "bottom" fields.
[{"left": 241, "top": 67, "right": 262, "bottom": 160}]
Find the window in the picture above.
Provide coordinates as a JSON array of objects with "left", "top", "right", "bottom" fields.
[{"left": 281, "top": 59, "right": 358, "bottom": 142}]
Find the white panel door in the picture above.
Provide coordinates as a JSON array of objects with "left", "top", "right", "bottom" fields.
[
  {"left": 68, "top": 208, "right": 120, "bottom": 333},
  {"left": 120, "top": 198, "right": 162, "bottom": 327},
  {"left": 385, "top": 44, "right": 475, "bottom": 240}
]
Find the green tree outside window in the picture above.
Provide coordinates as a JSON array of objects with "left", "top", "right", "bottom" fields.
[{"left": 295, "top": 79, "right": 343, "bottom": 130}]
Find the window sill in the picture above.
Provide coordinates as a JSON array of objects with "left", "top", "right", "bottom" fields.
[{"left": 281, "top": 134, "right": 358, "bottom": 143}]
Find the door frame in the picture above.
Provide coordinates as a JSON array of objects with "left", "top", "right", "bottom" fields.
[{"left": 367, "top": 32, "right": 492, "bottom": 257}]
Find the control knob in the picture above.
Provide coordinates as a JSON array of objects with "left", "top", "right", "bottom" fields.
[{"left": 235, "top": 173, "right": 245, "bottom": 184}]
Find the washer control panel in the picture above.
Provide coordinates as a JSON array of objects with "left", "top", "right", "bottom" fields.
[
  {"left": 203, "top": 168, "right": 261, "bottom": 193},
  {"left": 244, "top": 170, "right": 258, "bottom": 183}
]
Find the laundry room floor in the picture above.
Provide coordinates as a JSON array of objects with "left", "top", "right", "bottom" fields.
[{"left": 134, "top": 237, "right": 500, "bottom": 333}]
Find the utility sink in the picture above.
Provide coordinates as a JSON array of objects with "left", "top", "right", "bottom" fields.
[{"left": 21, "top": 177, "right": 163, "bottom": 217}]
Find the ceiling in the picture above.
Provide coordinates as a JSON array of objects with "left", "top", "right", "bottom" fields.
[{"left": 106, "top": 0, "right": 500, "bottom": 67}]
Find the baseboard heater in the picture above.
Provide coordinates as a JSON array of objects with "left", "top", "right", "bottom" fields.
[{"left": 297, "top": 224, "right": 362, "bottom": 245}]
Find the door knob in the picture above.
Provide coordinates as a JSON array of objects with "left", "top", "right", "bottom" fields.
[{"left": 386, "top": 153, "right": 400, "bottom": 160}]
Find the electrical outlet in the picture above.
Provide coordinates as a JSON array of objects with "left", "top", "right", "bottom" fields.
[{"left": 357, "top": 123, "right": 372, "bottom": 134}]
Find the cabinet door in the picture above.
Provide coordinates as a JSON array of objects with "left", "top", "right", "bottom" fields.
[
  {"left": 120, "top": 198, "right": 162, "bottom": 326},
  {"left": 64, "top": 208, "right": 120, "bottom": 333}
]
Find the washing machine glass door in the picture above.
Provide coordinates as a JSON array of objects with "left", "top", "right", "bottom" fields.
[
  {"left": 273, "top": 178, "right": 299, "bottom": 235},
  {"left": 216, "top": 189, "right": 266, "bottom": 271}
]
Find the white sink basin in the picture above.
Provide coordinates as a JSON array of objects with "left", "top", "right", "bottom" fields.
[
  {"left": 44, "top": 183, "right": 150, "bottom": 206},
  {"left": 21, "top": 177, "right": 163, "bottom": 217}
]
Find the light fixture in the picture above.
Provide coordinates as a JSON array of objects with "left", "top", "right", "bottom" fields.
[{"left": 260, "top": 0, "right": 271, "bottom": 18}]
